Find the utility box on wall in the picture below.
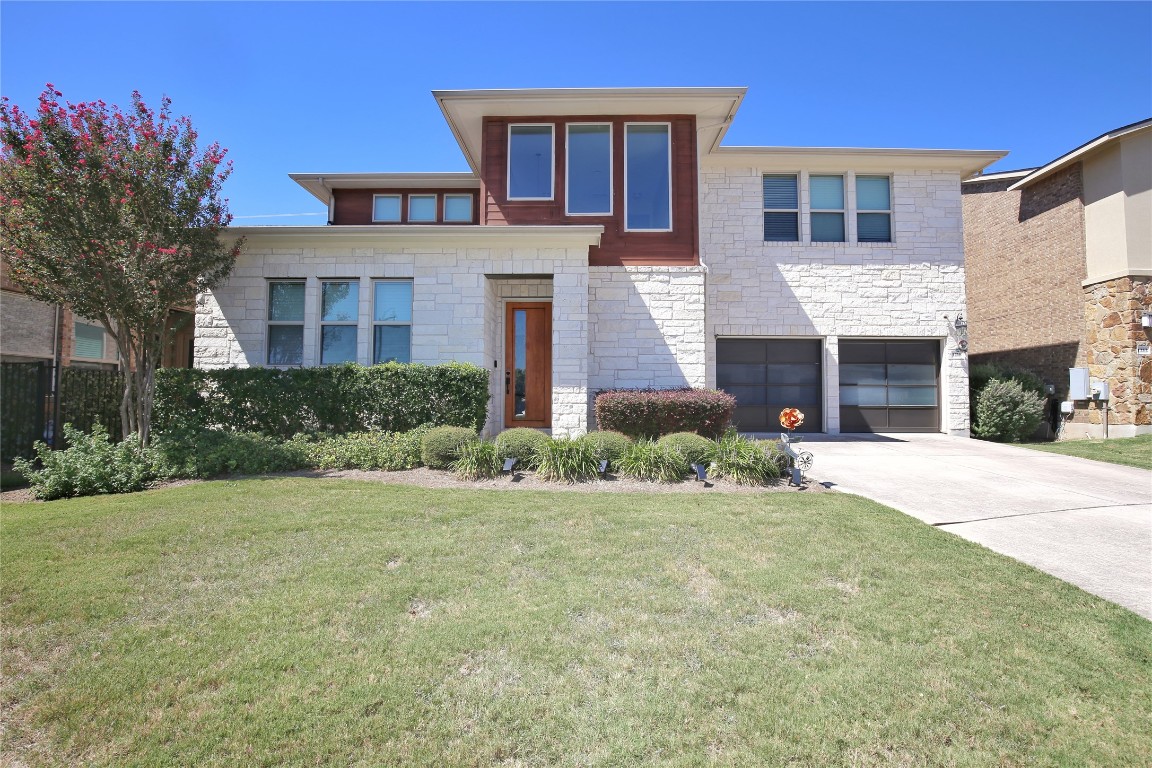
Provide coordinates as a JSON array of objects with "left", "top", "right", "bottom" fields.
[{"left": 1069, "top": 367, "right": 1090, "bottom": 400}]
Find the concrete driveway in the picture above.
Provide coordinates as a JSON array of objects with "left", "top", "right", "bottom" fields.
[{"left": 800, "top": 433, "right": 1152, "bottom": 620}]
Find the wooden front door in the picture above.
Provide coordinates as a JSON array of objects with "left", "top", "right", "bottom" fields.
[{"left": 505, "top": 302, "right": 552, "bottom": 428}]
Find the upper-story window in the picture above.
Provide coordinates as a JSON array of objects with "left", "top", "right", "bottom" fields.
[
  {"left": 763, "top": 174, "right": 800, "bottom": 242},
  {"left": 408, "top": 195, "right": 437, "bottom": 223},
  {"left": 508, "top": 124, "right": 554, "bottom": 200},
  {"left": 856, "top": 175, "right": 892, "bottom": 242},
  {"left": 810, "top": 175, "right": 845, "bottom": 242},
  {"left": 625, "top": 123, "right": 672, "bottom": 231},
  {"left": 372, "top": 195, "right": 402, "bottom": 223},
  {"left": 443, "top": 194, "right": 473, "bottom": 222},
  {"left": 566, "top": 124, "right": 612, "bottom": 215}
]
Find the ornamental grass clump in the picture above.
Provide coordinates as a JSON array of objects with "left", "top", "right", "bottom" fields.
[
  {"left": 712, "top": 431, "right": 780, "bottom": 485},
  {"left": 451, "top": 440, "right": 501, "bottom": 480},
  {"left": 420, "top": 426, "right": 478, "bottom": 470},
  {"left": 536, "top": 437, "right": 601, "bottom": 483},
  {"left": 578, "top": 430, "right": 634, "bottom": 468},
  {"left": 657, "top": 432, "right": 718, "bottom": 466},
  {"left": 494, "top": 428, "right": 550, "bottom": 470},
  {"left": 615, "top": 439, "right": 690, "bottom": 483}
]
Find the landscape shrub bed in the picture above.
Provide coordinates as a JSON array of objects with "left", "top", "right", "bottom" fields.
[
  {"left": 594, "top": 388, "right": 736, "bottom": 439},
  {"left": 494, "top": 427, "right": 551, "bottom": 469},
  {"left": 578, "top": 430, "right": 633, "bottom": 467},
  {"left": 15, "top": 424, "right": 159, "bottom": 500},
  {"left": 154, "top": 362, "right": 489, "bottom": 439},
  {"left": 657, "top": 431, "right": 718, "bottom": 465}
]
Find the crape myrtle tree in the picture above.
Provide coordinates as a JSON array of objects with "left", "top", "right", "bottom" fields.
[{"left": 0, "top": 85, "right": 244, "bottom": 445}]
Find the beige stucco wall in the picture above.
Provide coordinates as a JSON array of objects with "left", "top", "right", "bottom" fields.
[{"left": 1083, "top": 130, "right": 1152, "bottom": 282}]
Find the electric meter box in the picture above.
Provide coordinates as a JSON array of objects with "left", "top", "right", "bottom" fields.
[{"left": 1069, "top": 368, "right": 1090, "bottom": 400}]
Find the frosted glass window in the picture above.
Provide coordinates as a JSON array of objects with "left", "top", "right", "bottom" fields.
[
  {"left": 508, "top": 125, "right": 554, "bottom": 199},
  {"left": 889, "top": 387, "right": 937, "bottom": 406},
  {"left": 840, "top": 364, "right": 886, "bottom": 386},
  {"left": 840, "top": 386, "right": 887, "bottom": 406},
  {"left": 372, "top": 195, "right": 401, "bottom": 223},
  {"left": 567, "top": 124, "right": 611, "bottom": 214},
  {"left": 625, "top": 124, "right": 671, "bottom": 230},
  {"left": 408, "top": 195, "right": 436, "bottom": 222},
  {"left": 443, "top": 194, "right": 473, "bottom": 222}
]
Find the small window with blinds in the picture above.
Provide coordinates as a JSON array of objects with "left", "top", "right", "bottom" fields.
[
  {"left": 763, "top": 175, "right": 799, "bottom": 242},
  {"left": 857, "top": 175, "right": 892, "bottom": 242},
  {"left": 74, "top": 322, "right": 108, "bottom": 359}
]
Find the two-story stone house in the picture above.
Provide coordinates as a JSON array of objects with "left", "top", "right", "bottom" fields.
[{"left": 197, "top": 88, "right": 1004, "bottom": 436}]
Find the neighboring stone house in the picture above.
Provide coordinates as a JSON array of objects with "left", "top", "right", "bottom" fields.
[
  {"left": 963, "top": 119, "right": 1152, "bottom": 439},
  {"left": 198, "top": 87, "right": 1004, "bottom": 436}
]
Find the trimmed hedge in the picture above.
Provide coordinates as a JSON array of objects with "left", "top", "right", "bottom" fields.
[
  {"left": 494, "top": 428, "right": 551, "bottom": 469},
  {"left": 594, "top": 388, "right": 736, "bottom": 440},
  {"left": 421, "top": 426, "right": 478, "bottom": 470},
  {"left": 154, "top": 362, "right": 489, "bottom": 439}
]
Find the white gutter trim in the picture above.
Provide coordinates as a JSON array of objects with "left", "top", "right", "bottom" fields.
[{"left": 1007, "top": 119, "right": 1152, "bottom": 191}]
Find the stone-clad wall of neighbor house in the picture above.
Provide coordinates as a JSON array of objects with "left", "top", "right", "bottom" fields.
[
  {"left": 587, "top": 266, "right": 708, "bottom": 426},
  {"left": 700, "top": 166, "right": 969, "bottom": 435},
  {"left": 196, "top": 242, "right": 590, "bottom": 436}
]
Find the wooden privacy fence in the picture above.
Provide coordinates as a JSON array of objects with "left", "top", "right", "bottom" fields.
[{"left": 0, "top": 363, "right": 123, "bottom": 462}]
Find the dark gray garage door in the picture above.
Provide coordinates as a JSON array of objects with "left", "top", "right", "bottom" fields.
[
  {"left": 839, "top": 340, "right": 940, "bottom": 432},
  {"left": 716, "top": 339, "right": 822, "bottom": 433}
]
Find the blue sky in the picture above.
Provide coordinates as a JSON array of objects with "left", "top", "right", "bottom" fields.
[{"left": 2, "top": 1, "right": 1150, "bottom": 225}]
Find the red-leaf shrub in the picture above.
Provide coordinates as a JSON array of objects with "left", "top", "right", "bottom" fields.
[{"left": 594, "top": 388, "right": 736, "bottom": 439}]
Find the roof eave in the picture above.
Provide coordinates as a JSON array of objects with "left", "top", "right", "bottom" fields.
[{"left": 1007, "top": 118, "right": 1152, "bottom": 191}]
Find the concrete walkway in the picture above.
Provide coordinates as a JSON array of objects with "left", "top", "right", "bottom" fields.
[{"left": 799, "top": 433, "right": 1152, "bottom": 620}]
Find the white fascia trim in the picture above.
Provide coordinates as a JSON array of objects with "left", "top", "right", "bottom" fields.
[
  {"left": 1007, "top": 120, "right": 1152, "bottom": 191},
  {"left": 290, "top": 173, "right": 480, "bottom": 204},
  {"left": 226, "top": 224, "right": 603, "bottom": 249},
  {"left": 707, "top": 146, "right": 1008, "bottom": 176},
  {"left": 962, "top": 169, "right": 1037, "bottom": 183}
]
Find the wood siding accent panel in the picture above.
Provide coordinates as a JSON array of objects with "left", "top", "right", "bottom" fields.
[
  {"left": 332, "top": 189, "right": 479, "bottom": 225},
  {"left": 481, "top": 115, "right": 699, "bottom": 266}
]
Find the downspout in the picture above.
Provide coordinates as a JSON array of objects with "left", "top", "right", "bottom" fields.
[{"left": 50, "top": 303, "right": 63, "bottom": 448}]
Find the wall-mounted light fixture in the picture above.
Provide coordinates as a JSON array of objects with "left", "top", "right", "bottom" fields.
[
  {"left": 953, "top": 313, "right": 968, "bottom": 331},
  {"left": 1141, "top": 311, "right": 1152, "bottom": 329}
]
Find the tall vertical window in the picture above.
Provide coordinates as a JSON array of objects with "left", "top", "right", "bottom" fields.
[
  {"left": 408, "top": 194, "right": 437, "bottom": 222},
  {"left": 508, "top": 125, "right": 554, "bottom": 200},
  {"left": 320, "top": 280, "right": 359, "bottom": 365},
  {"left": 267, "top": 281, "right": 305, "bottom": 366},
  {"left": 857, "top": 175, "right": 892, "bottom": 242},
  {"left": 373, "top": 280, "right": 412, "bottom": 364},
  {"left": 443, "top": 194, "right": 473, "bottom": 222},
  {"left": 566, "top": 124, "right": 612, "bottom": 215},
  {"left": 810, "top": 175, "right": 845, "bottom": 242},
  {"left": 625, "top": 123, "right": 672, "bottom": 231},
  {"left": 372, "top": 195, "right": 401, "bottom": 223},
  {"left": 763, "top": 174, "right": 799, "bottom": 241}
]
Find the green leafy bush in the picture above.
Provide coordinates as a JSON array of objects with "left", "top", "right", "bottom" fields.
[
  {"left": 970, "top": 362, "right": 1046, "bottom": 432},
  {"left": 153, "top": 429, "right": 312, "bottom": 479},
  {"left": 578, "top": 431, "right": 634, "bottom": 468},
  {"left": 421, "top": 426, "right": 478, "bottom": 470},
  {"left": 972, "top": 379, "right": 1045, "bottom": 443},
  {"left": 494, "top": 428, "right": 551, "bottom": 470},
  {"left": 452, "top": 440, "right": 501, "bottom": 480},
  {"left": 657, "top": 432, "right": 718, "bottom": 466},
  {"left": 536, "top": 437, "right": 600, "bottom": 483},
  {"left": 306, "top": 427, "right": 429, "bottom": 471},
  {"left": 14, "top": 424, "right": 159, "bottom": 500},
  {"left": 154, "top": 362, "right": 489, "bottom": 439},
  {"left": 615, "top": 439, "right": 690, "bottom": 483},
  {"left": 594, "top": 388, "right": 736, "bottom": 439},
  {"left": 712, "top": 432, "right": 780, "bottom": 485}
]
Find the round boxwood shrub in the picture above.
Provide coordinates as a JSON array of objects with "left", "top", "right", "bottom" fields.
[
  {"left": 494, "top": 428, "right": 551, "bottom": 469},
  {"left": 657, "top": 431, "right": 718, "bottom": 465},
  {"left": 578, "top": 430, "right": 634, "bottom": 467},
  {"left": 420, "top": 425, "right": 478, "bottom": 469}
]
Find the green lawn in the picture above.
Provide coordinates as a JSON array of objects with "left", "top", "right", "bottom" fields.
[
  {"left": 2, "top": 479, "right": 1149, "bottom": 767},
  {"left": 1017, "top": 434, "right": 1152, "bottom": 470}
]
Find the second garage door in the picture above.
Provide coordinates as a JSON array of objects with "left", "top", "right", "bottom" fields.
[
  {"left": 838, "top": 340, "right": 940, "bottom": 432},
  {"left": 716, "top": 339, "right": 823, "bottom": 433}
]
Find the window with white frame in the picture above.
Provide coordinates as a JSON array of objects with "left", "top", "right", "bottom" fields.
[
  {"left": 762, "top": 174, "right": 799, "bottom": 241},
  {"left": 443, "top": 194, "right": 473, "bottom": 223},
  {"left": 810, "top": 175, "right": 845, "bottom": 242},
  {"left": 320, "top": 280, "right": 359, "bottom": 365},
  {"left": 267, "top": 281, "right": 305, "bottom": 366},
  {"left": 408, "top": 194, "right": 437, "bottom": 223},
  {"left": 624, "top": 123, "right": 672, "bottom": 231},
  {"left": 566, "top": 123, "right": 612, "bottom": 215},
  {"left": 856, "top": 175, "right": 892, "bottom": 242},
  {"left": 372, "top": 280, "right": 412, "bottom": 364},
  {"left": 508, "top": 124, "right": 554, "bottom": 200},
  {"left": 372, "top": 194, "right": 402, "bottom": 223}
]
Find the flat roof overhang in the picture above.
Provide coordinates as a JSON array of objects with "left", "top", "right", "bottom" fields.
[
  {"left": 225, "top": 224, "right": 603, "bottom": 250},
  {"left": 706, "top": 146, "right": 1008, "bottom": 177},
  {"left": 290, "top": 173, "right": 479, "bottom": 206}
]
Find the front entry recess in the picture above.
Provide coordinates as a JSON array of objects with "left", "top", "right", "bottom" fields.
[{"left": 505, "top": 302, "right": 552, "bottom": 428}]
